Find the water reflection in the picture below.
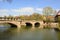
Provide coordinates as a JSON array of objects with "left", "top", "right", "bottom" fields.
[
  {"left": 0, "top": 23, "right": 10, "bottom": 32},
  {"left": 0, "top": 23, "right": 60, "bottom": 40}
]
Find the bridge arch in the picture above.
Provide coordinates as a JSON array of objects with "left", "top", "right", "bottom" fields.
[
  {"left": 34, "top": 22, "right": 40, "bottom": 28},
  {"left": 25, "top": 22, "right": 32, "bottom": 28},
  {"left": 7, "top": 23, "right": 17, "bottom": 28}
]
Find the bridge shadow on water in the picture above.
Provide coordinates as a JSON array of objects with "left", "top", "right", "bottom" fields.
[
  {"left": 8, "top": 23, "right": 17, "bottom": 28},
  {"left": 35, "top": 22, "right": 40, "bottom": 28},
  {"left": 25, "top": 23, "right": 32, "bottom": 29},
  {"left": 25, "top": 22, "right": 40, "bottom": 29}
]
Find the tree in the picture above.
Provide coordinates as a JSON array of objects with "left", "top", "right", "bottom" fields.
[
  {"left": 7, "top": 15, "right": 13, "bottom": 20},
  {"left": 43, "top": 7, "right": 53, "bottom": 16},
  {"left": 43, "top": 7, "right": 54, "bottom": 23},
  {"left": 30, "top": 13, "right": 43, "bottom": 20},
  {"left": 19, "top": 15, "right": 25, "bottom": 20},
  {"left": 19, "top": 13, "right": 43, "bottom": 21},
  {"left": 43, "top": 7, "right": 56, "bottom": 27}
]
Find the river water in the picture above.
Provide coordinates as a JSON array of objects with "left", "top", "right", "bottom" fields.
[{"left": 0, "top": 24, "right": 60, "bottom": 40}]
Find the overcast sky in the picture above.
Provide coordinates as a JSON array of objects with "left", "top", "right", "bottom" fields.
[{"left": 0, "top": 0, "right": 60, "bottom": 16}]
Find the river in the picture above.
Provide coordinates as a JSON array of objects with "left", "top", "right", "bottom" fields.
[{"left": 0, "top": 23, "right": 60, "bottom": 40}]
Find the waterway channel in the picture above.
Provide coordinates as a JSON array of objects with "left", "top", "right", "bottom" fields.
[{"left": 0, "top": 23, "right": 60, "bottom": 40}]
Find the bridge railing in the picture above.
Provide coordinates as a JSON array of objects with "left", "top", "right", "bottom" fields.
[{"left": 0, "top": 18, "right": 21, "bottom": 21}]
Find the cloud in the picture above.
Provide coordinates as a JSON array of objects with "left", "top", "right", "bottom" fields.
[
  {"left": 19, "top": 7, "right": 34, "bottom": 15},
  {"left": 0, "top": 7, "right": 45, "bottom": 16},
  {"left": 36, "top": 8, "right": 43, "bottom": 11},
  {"left": 56, "top": 9, "right": 60, "bottom": 12},
  {"left": 0, "top": 9, "right": 9, "bottom": 13},
  {"left": 0, "top": 12, "right": 9, "bottom": 17},
  {"left": 0, "top": 7, "right": 35, "bottom": 16},
  {"left": 10, "top": 7, "right": 34, "bottom": 15},
  {"left": 35, "top": 8, "right": 43, "bottom": 14},
  {"left": 11, "top": 7, "right": 34, "bottom": 12},
  {"left": 0, "top": 7, "right": 59, "bottom": 16},
  {"left": 0, "top": 9, "right": 9, "bottom": 17}
]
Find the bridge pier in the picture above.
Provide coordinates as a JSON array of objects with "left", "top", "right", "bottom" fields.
[
  {"left": 39, "top": 22, "right": 44, "bottom": 28},
  {"left": 17, "top": 25, "right": 21, "bottom": 28},
  {"left": 16, "top": 22, "right": 21, "bottom": 28},
  {"left": 32, "top": 23, "right": 35, "bottom": 29}
]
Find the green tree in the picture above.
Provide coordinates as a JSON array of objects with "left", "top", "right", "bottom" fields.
[
  {"left": 19, "top": 13, "right": 43, "bottom": 21},
  {"left": 7, "top": 15, "right": 13, "bottom": 20},
  {"left": 43, "top": 7, "right": 54, "bottom": 23},
  {"left": 43, "top": 7, "right": 57, "bottom": 28},
  {"left": 30, "top": 13, "right": 43, "bottom": 20},
  {"left": 19, "top": 15, "right": 25, "bottom": 20}
]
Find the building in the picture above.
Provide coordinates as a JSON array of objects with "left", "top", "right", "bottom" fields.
[{"left": 55, "top": 10, "right": 60, "bottom": 22}]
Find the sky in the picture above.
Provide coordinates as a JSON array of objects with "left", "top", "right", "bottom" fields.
[{"left": 0, "top": 0, "right": 60, "bottom": 16}]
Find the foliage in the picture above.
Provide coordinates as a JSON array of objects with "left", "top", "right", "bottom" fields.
[
  {"left": 19, "top": 13, "right": 43, "bottom": 21},
  {"left": 43, "top": 7, "right": 56, "bottom": 23},
  {"left": 29, "top": 13, "right": 43, "bottom": 20}
]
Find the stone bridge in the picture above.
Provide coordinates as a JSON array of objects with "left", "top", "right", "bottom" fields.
[
  {"left": 0, "top": 20, "right": 58, "bottom": 28},
  {"left": 0, "top": 20, "right": 44, "bottom": 28}
]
